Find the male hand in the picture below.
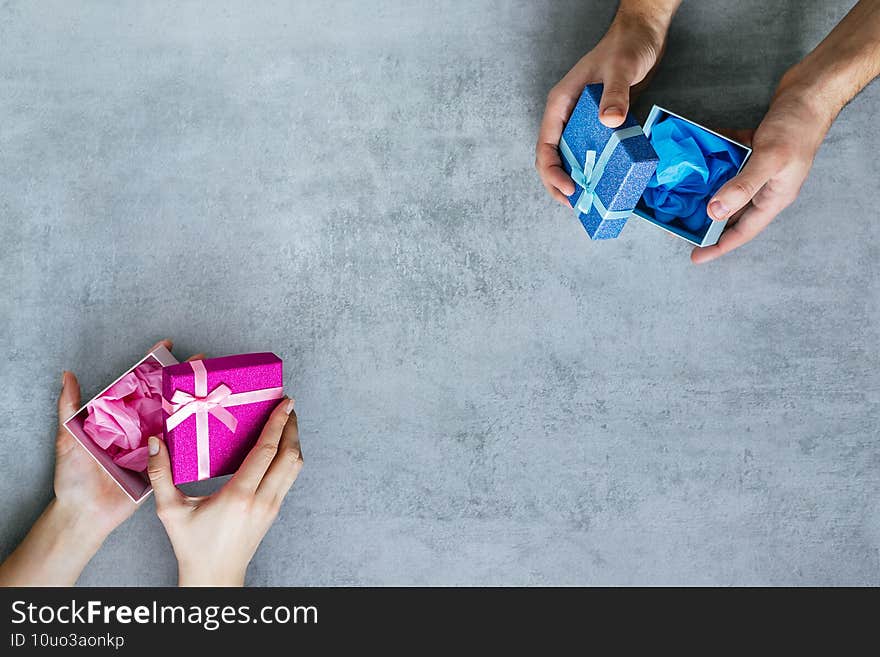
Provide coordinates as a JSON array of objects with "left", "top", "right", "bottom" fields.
[
  {"left": 536, "top": 12, "right": 672, "bottom": 206},
  {"left": 692, "top": 89, "right": 831, "bottom": 264}
]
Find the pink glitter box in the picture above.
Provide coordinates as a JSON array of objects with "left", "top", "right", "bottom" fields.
[{"left": 63, "top": 346, "right": 284, "bottom": 502}]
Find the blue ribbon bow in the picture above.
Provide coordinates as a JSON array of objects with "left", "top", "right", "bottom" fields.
[{"left": 559, "top": 125, "right": 644, "bottom": 220}]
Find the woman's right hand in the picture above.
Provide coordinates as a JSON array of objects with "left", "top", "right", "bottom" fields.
[{"left": 147, "top": 397, "right": 303, "bottom": 586}]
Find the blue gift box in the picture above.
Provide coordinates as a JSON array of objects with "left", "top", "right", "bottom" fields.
[
  {"left": 633, "top": 106, "right": 752, "bottom": 246},
  {"left": 559, "top": 88, "right": 753, "bottom": 247},
  {"left": 559, "top": 84, "right": 659, "bottom": 240}
]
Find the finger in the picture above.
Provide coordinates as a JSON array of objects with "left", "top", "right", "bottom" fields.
[
  {"left": 257, "top": 407, "right": 304, "bottom": 504},
  {"left": 228, "top": 397, "right": 295, "bottom": 495},
  {"left": 706, "top": 151, "right": 779, "bottom": 222},
  {"left": 57, "top": 371, "right": 81, "bottom": 423},
  {"left": 537, "top": 90, "right": 579, "bottom": 198},
  {"left": 597, "top": 70, "right": 631, "bottom": 128},
  {"left": 538, "top": 166, "right": 574, "bottom": 207},
  {"left": 537, "top": 89, "right": 577, "bottom": 152},
  {"left": 543, "top": 180, "right": 572, "bottom": 207},
  {"left": 56, "top": 371, "right": 82, "bottom": 456},
  {"left": 185, "top": 353, "right": 206, "bottom": 362},
  {"left": 724, "top": 205, "right": 749, "bottom": 228},
  {"left": 147, "top": 435, "right": 186, "bottom": 511},
  {"left": 148, "top": 339, "right": 173, "bottom": 354},
  {"left": 536, "top": 142, "right": 576, "bottom": 197},
  {"left": 691, "top": 202, "right": 780, "bottom": 264}
]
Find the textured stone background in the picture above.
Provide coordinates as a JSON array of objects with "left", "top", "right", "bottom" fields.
[{"left": 1, "top": 0, "right": 877, "bottom": 585}]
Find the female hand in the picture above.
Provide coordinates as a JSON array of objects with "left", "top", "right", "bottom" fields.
[
  {"left": 0, "top": 339, "right": 175, "bottom": 585},
  {"left": 536, "top": 5, "right": 678, "bottom": 206},
  {"left": 147, "top": 397, "right": 303, "bottom": 586},
  {"left": 53, "top": 370, "right": 139, "bottom": 535}
]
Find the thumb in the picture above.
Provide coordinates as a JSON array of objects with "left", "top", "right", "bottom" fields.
[
  {"left": 56, "top": 371, "right": 82, "bottom": 458},
  {"left": 707, "top": 150, "right": 779, "bottom": 221},
  {"left": 598, "top": 73, "right": 631, "bottom": 128},
  {"left": 57, "top": 371, "right": 81, "bottom": 423},
  {"left": 147, "top": 436, "right": 183, "bottom": 511}
]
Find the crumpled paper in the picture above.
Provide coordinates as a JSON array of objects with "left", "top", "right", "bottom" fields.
[
  {"left": 82, "top": 360, "right": 163, "bottom": 472},
  {"left": 641, "top": 116, "right": 745, "bottom": 232}
]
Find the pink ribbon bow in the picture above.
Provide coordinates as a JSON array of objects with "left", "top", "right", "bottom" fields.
[
  {"left": 163, "top": 360, "right": 283, "bottom": 480},
  {"left": 164, "top": 384, "right": 238, "bottom": 433}
]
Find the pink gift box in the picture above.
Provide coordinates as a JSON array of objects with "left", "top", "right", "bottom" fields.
[
  {"left": 63, "top": 345, "right": 179, "bottom": 502},
  {"left": 63, "top": 347, "right": 285, "bottom": 501},
  {"left": 162, "top": 353, "right": 284, "bottom": 485}
]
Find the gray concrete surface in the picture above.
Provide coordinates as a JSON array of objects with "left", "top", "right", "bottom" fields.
[{"left": 1, "top": 0, "right": 877, "bottom": 586}]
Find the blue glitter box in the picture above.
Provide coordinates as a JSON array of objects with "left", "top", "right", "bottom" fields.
[{"left": 560, "top": 84, "right": 659, "bottom": 240}]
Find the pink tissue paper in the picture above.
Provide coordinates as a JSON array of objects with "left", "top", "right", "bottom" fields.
[{"left": 82, "top": 359, "right": 163, "bottom": 473}]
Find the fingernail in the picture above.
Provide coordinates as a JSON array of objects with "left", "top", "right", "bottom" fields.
[
  {"left": 61, "top": 371, "right": 67, "bottom": 387},
  {"left": 603, "top": 106, "right": 622, "bottom": 116},
  {"left": 285, "top": 398, "right": 295, "bottom": 415},
  {"left": 148, "top": 436, "right": 160, "bottom": 456},
  {"left": 708, "top": 200, "right": 729, "bottom": 220}
]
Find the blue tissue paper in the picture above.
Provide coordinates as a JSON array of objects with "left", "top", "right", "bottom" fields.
[
  {"left": 559, "top": 84, "right": 659, "bottom": 240},
  {"left": 639, "top": 115, "right": 746, "bottom": 235}
]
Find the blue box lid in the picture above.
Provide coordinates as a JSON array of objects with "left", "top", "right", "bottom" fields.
[{"left": 560, "top": 84, "right": 659, "bottom": 239}]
